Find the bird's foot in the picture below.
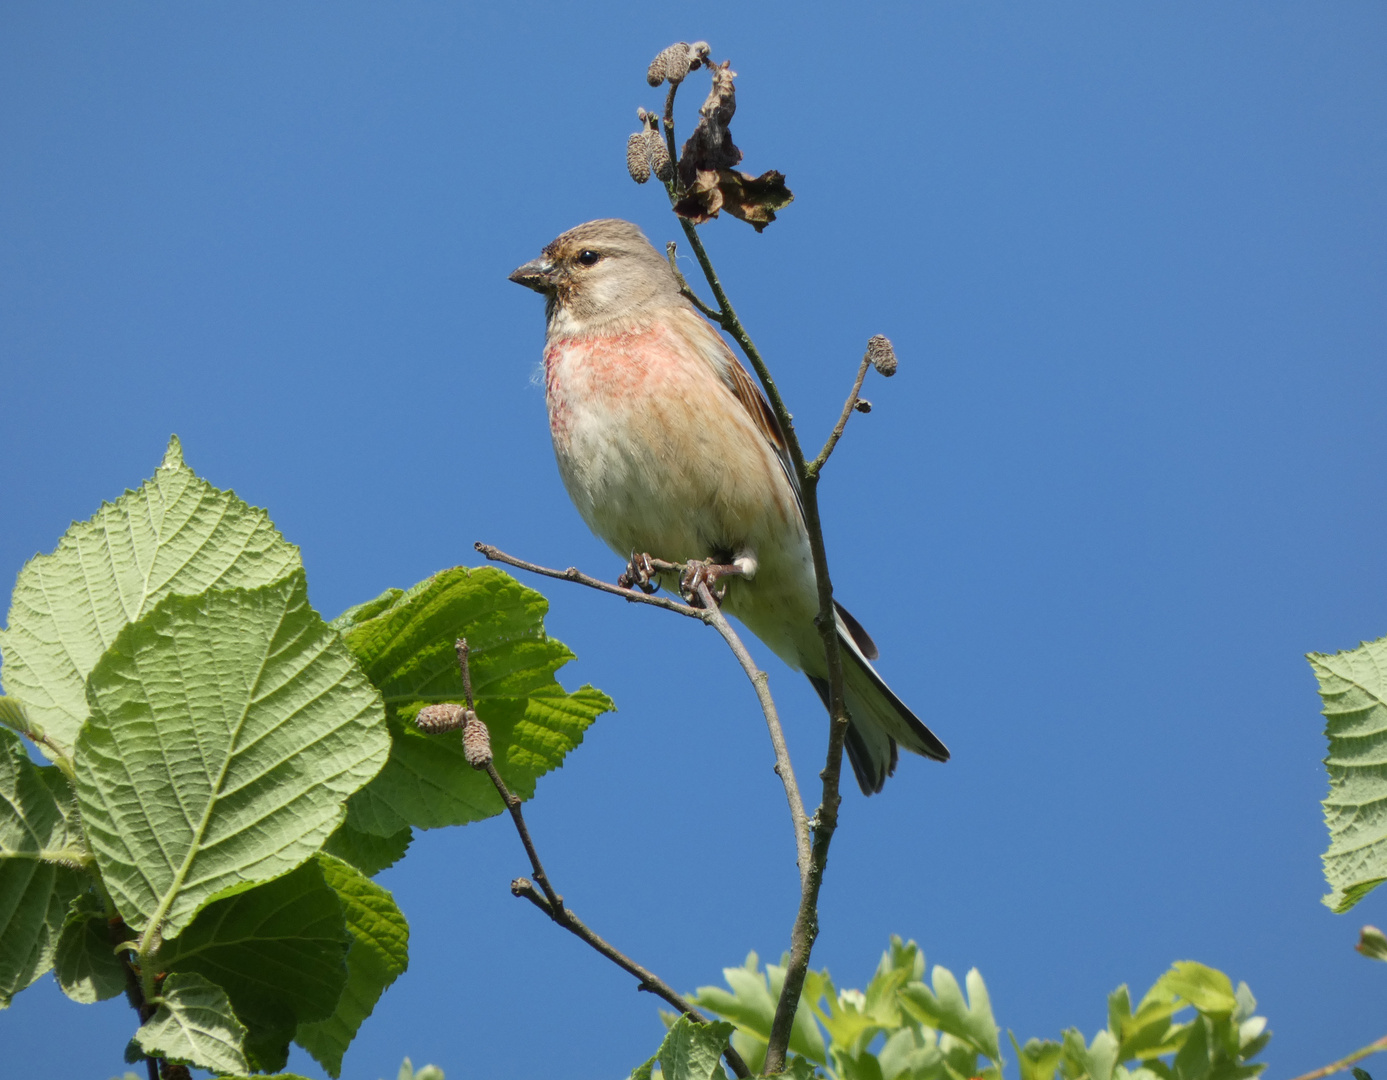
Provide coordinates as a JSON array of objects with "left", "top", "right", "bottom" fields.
[
  {"left": 680, "top": 559, "right": 747, "bottom": 606},
  {"left": 618, "top": 552, "right": 660, "bottom": 594}
]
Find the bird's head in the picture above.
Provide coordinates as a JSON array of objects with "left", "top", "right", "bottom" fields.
[{"left": 509, "top": 218, "right": 682, "bottom": 335}]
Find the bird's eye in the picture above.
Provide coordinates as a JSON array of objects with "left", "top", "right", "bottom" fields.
[{"left": 577, "top": 250, "right": 602, "bottom": 266}]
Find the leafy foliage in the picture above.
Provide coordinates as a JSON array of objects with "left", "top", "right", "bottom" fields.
[
  {"left": 686, "top": 940, "right": 1270, "bottom": 1080},
  {"left": 0, "top": 438, "right": 611, "bottom": 1076},
  {"left": 1308, "top": 634, "right": 1387, "bottom": 911}
]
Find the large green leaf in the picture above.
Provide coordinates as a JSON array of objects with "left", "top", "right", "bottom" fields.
[
  {"left": 0, "top": 437, "right": 301, "bottom": 761},
  {"left": 158, "top": 855, "right": 351, "bottom": 1072},
  {"left": 1309, "top": 635, "right": 1387, "bottom": 911},
  {"left": 0, "top": 726, "right": 88, "bottom": 1005},
  {"left": 54, "top": 890, "right": 126, "bottom": 1003},
  {"left": 296, "top": 854, "right": 410, "bottom": 1077},
  {"left": 337, "top": 567, "right": 613, "bottom": 835},
  {"left": 135, "top": 970, "right": 249, "bottom": 1074},
  {"left": 75, "top": 571, "right": 388, "bottom": 937}
]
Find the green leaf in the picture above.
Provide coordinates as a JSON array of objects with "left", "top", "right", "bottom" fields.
[
  {"left": 0, "top": 725, "right": 87, "bottom": 1005},
  {"left": 693, "top": 951, "right": 827, "bottom": 1066},
  {"left": 394, "top": 1060, "right": 445, "bottom": 1080},
  {"left": 0, "top": 436, "right": 301, "bottom": 761},
  {"left": 323, "top": 820, "right": 413, "bottom": 876},
  {"left": 649, "top": 1015, "right": 735, "bottom": 1080},
  {"left": 135, "top": 970, "right": 249, "bottom": 1074},
  {"left": 878, "top": 1026, "right": 944, "bottom": 1080},
  {"left": 1358, "top": 925, "right": 1387, "bottom": 961},
  {"left": 157, "top": 856, "right": 352, "bottom": 1072},
  {"left": 1012, "top": 1034, "right": 1064, "bottom": 1080},
  {"left": 0, "top": 695, "right": 39, "bottom": 740},
  {"left": 1062, "top": 1029, "right": 1119, "bottom": 1080},
  {"left": 75, "top": 570, "right": 388, "bottom": 938},
  {"left": 296, "top": 855, "right": 410, "bottom": 1077},
  {"left": 337, "top": 567, "right": 613, "bottom": 835},
  {"left": 898, "top": 965, "right": 1001, "bottom": 1063},
  {"left": 1309, "top": 636, "right": 1387, "bottom": 911},
  {"left": 54, "top": 890, "right": 125, "bottom": 1003},
  {"left": 1153, "top": 963, "right": 1237, "bottom": 1020}
]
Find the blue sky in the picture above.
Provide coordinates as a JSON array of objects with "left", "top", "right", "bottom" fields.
[{"left": 2, "top": 3, "right": 1385, "bottom": 1078}]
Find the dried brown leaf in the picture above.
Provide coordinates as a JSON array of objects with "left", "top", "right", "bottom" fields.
[
  {"left": 677, "top": 60, "right": 741, "bottom": 186},
  {"left": 674, "top": 168, "right": 794, "bottom": 232}
]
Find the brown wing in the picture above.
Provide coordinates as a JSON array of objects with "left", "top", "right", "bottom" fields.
[{"left": 717, "top": 344, "right": 806, "bottom": 524}]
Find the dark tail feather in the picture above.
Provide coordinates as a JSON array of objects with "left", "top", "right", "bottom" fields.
[{"left": 807, "top": 675, "right": 896, "bottom": 796}]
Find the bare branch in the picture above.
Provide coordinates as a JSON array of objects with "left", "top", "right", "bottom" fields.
[
  {"left": 666, "top": 241, "right": 725, "bottom": 322},
  {"left": 663, "top": 184, "right": 851, "bottom": 1080},
  {"left": 443, "top": 640, "right": 749, "bottom": 1078},
  {"left": 692, "top": 580, "right": 811, "bottom": 886},
  {"left": 1285, "top": 1035, "right": 1387, "bottom": 1080},
  {"left": 475, "top": 542, "right": 705, "bottom": 620},
  {"left": 808, "top": 351, "right": 873, "bottom": 478}
]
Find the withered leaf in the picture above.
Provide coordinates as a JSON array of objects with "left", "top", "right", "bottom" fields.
[
  {"left": 673, "top": 168, "right": 794, "bottom": 232},
  {"left": 678, "top": 60, "right": 741, "bottom": 187}
]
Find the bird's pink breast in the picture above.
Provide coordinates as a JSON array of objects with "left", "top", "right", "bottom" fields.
[{"left": 543, "top": 324, "right": 690, "bottom": 444}]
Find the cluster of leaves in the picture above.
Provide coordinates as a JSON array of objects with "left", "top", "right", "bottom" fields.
[
  {"left": 1308, "top": 634, "right": 1387, "bottom": 912},
  {"left": 0, "top": 438, "right": 612, "bottom": 1077},
  {"left": 639, "top": 939, "right": 1269, "bottom": 1080}
]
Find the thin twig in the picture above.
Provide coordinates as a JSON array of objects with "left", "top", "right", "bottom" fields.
[
  {"left": 693, "top": 580, "right": 811, "bottom": 886},
  {"left": 455, "top": 639, "right": 475, "bottom": 709},
  {"left": 808, "top": 353, "right": 873, "bottom": 478},
  {"left": 475, "top": 542, "right": 706, "bottom": 620},
  {"left": 449, "top": 636, "right": 750, "bottom": 1079},
  {"left": 1285, "top": 1035, "right": 1387, "bottom": 1080},
  {"left": 666, "top": 241, "right": 724, "bottom": 322},
  {"left": 477, "top": 542, "right": 813, "bottom": 887}
]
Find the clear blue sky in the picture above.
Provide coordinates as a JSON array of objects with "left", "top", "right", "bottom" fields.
[{"left": 3, "top": 4, "right": 1385, "bottom": 1078}]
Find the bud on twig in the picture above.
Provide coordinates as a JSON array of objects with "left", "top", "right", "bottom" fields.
[
  {"left": 866, "top": 334, "right": 897, "bottom": 377},
  {"left": 463, "top": 714, "right": 494, "bottom": 767},
  {"left": 854, "top": 399, "right": 872, "bottom": 413}
]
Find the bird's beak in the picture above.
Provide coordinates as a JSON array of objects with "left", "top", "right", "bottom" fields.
[{"left": 508, "top": 257, "right": 557, "bottom": 293}]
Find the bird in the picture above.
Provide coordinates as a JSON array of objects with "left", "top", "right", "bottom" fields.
[{"left": 508, "top": 218, "right": 948, "bottom": 794}]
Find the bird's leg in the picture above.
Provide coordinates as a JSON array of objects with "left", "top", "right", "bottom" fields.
[
  {"left": 679, "top": 558, "right": 750, "bottom": 606},
  {"left": 618, "top": 551, "right": 660, "bottom": 594}
]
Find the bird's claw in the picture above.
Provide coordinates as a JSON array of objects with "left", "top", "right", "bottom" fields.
[
  {"left": 680, "top": 559, "right": 743, "bottom": 606},
  {"left": 618, "top": 552, "right": 659, "bottom": 594}
]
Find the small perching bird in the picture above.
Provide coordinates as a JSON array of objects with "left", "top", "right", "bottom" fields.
[{"left": 509, "top": 218, "right": 948, "bottom": 794}]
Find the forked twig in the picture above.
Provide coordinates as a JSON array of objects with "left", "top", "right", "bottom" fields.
[
  {"left": 656, "top": 67, "right": 852, "bottom": 1074},
  {"left": 476, "top": 543, "right": 813, "bottom": 882}
]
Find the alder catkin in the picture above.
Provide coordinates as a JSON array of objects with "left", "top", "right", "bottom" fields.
[
  {"left": 649, "top": 41, "right": 698, "bottom": 87},
  {"left": 463, "top": 714, "right": 494, "bottom": 767},
  {"left": 866, "top": 334, "right": 898, "bottom": 377},
  {"left": 416, "top": 703, "right": 467, "bottom": 733},
  {"left": 648, "top": 135, "right": 674, "bottom": 182},
  {"left": 627, "top": 131, "right": 652, "bottom": 183}
]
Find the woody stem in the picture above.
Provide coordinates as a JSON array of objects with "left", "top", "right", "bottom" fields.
[{"left": 671, "top": 218, "right": 851, "bottom": 1075}]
